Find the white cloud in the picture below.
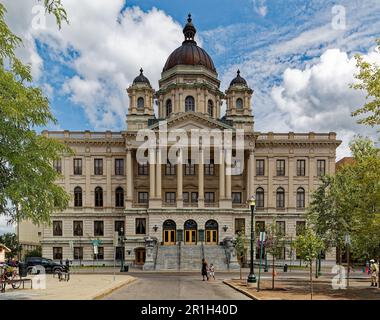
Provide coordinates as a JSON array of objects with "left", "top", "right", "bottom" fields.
[
  {"left": 271, "top": 47, "right": 380, "bottom": 159},
  {"left": 3, "top": 0, "right": 183, "bottom": 130},
  {"left": 0, "top": 216, "right": 14, "bottom": 236}
]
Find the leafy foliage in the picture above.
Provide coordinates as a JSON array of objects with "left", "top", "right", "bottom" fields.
[
  {"left": 41, "top": 0, "right": 68, "bottom": 29},
  {"left": 293, "top": 228, "right": 325, "bottom": 263},
  {"left": 0, "top": 233, "right": 21, "bottom": 258},
  {"left": 0, "top": 2, "right": 71, "bottom": 224},
  {"left": 351, "top": 39, "right": 380, "bottom": 127},
  {"left": 24, "top": 246, "right": 42, "bottom": 258}
]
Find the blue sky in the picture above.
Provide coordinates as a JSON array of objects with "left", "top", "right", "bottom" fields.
[{"left": 1, "top": 0, "right": 380, "bottom": 234}]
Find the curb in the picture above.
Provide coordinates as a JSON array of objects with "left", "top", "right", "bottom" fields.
[
  {"left": 223, "top": 280, "right": 261, "bottom": 300},
  {"left": 92, "top": 277, "right": 138, "bottom": 300}
]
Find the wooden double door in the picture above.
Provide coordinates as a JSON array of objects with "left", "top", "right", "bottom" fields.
[
  {"left": 163, "top": 229, "right": 176, "bottom": 245},
  {"left": 185, "top": 229, "right": 197, "bottom": 244},
  {"left": 205, "top": 229, "right": 218, "bottom": 244}
]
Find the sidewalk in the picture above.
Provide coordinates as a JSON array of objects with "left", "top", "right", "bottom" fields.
[{"left": 0, "top": 274, "right": 136, "bottom": 300}]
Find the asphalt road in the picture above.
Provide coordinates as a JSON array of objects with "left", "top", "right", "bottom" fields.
[{"left": 103, "top": 272, "right": 251, "bottom": 300}]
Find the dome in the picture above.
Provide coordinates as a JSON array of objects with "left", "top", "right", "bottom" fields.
[
  {"left": 133, "top": 68, "right": 150, "bottom": 85},
  {"left": 229, "top": 70, "right": 247, "bottom": 87},
  {"left": 163, "top": 14, "right": 216, "bottom": 73}
]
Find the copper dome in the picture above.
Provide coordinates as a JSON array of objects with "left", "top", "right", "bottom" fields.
[{"left": 163, "top": 15, "right": 216, "bottom": 73}]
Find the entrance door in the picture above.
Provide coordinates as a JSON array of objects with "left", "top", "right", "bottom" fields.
[
  {"left": 164, "top": 229, "right": 176, "bottom": 245},
  {"left": 185, "top": 230, "right": 197, "bottom": 244},
  {"left": 206, "top": 230, "right": 218, "bottom": 244},
  {"left": 135, "top": 248, "right": 146, "bottom": 265}
]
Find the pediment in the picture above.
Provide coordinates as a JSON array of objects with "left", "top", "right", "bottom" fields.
[{"left": 150, "top": 112, "right": 234, "bottom": 132}]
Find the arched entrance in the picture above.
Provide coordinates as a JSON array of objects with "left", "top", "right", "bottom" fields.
[
  {"left": 205, "top": 220, "right": 218, "bottom": 245},
  {"left": 163, "top": 220, "right": 176, "bottom": 245},
  {"left": 135, "top": 247, "right": 146, "bottom": 265},
  {"left": 184, "top": 220, "right": 197, "bottom": 245}
]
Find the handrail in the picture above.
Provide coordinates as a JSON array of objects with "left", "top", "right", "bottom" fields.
[
  {"left": 201, "top": 242, "right": 205, "bottom": 261},
  {"left": 153, "top": 241, "right": 159, "bottom": 270}
]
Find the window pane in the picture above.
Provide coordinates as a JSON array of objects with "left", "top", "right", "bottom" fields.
[
  {"left": 53, "top": 221, "right": 62, "bottom": 236},
  {"left": 73, "top": 221, "right": 83, "bottom": 236},
  {"left": 115, "top": 159, "right": 124, "bottom": 175},
  {"left": 94, "top": 221, "right": 104, "bottom": 236},
  {"left": 74, "top": 159, "right": 82, "bottom": 175},
  {"left": 256, "top": 160, "right": 265, "bottom": 176},
  {"left": 136, "top": 218, "right": 146, "bottom": 234},
  {"left": 94, "top": 159, "right": 103, "bottom": 175}
]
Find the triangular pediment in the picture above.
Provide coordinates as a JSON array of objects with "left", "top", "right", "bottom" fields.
[{"left": 149, "top": 112, "right": 234, "bottom": 131}]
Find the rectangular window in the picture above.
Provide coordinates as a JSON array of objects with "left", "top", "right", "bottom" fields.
[
  {"left": 296, "top": 221, "right": 306, "bottom": 236},
  {"left": 165, "top": 192, "right": 176, "bottom": 204},
  {"left": 136, "top": 218, "right": 146, "bottom": 235},
  {"left": 115, "top": 221, "right": 124, "bottom": 235},
  {"left": 138, "top": 163, "right": 149, "bottom": 176},
  {"left": 205, "top": 192, "right": 215, "bottom": 203},
  {"left": 255, "top": 221, "right": 265, "bottom": 234},
  {"left": 276, "top": 221, "right": 286, "bottom": 236},
  {"left": 73, "top": 247, "right": 83, "bottom": 260},
  {"left": 276, "top": 160, "right": 285, "bottom": 176},
  {"left": 53, "top": 221, "right": 62, "bottom": 236},
  {"left": 115, "top": 159, "right": 124, "bottom": 175},
  {"left": 97, "top": 247, "right": 104, "bottom": 260},
  {"left": 235, "top": 218, "right": 245, "bottom": 234},
  {"left": 165, "top": 162, "right": 176, "bottom": 175},
  {"left": 296, "top": 160, "right": 306, "bottom": 176},
  {"left": 205, "top": 160, "right": 215, "bottom": 176},
  {"left": 53, "top": 247, "right": 63, "bottom": 260},
  {"left": 256, "top": 160, "right": 265, "bottom": 176},
  {"left": 138, "top": 192, "right": 149, "bottom": 204},
  {"left": 183, "top": 192, "right": 189, "bottom": 203},
  {"left": 232, "top": 192, "right": 242, "bottom": 204},
  {"left": 53, "top": 159, "right": 62, "bottom": 174},
  {"left": 73, "top": 221, "right": 83, "bottom": 237},
  {"left": 94, "top": 221, "right": 104, "bottom": 237},
  {"left": 73, "top": 158, "right": 82, "bottom": 175},
  {"left": 317, "top": 160, "right": 326, "bottom": 176},
  {"left": 191, "top": 192, "right": 198, "bottom": 203},
  {"left": 185, "top": 162, "right": 195, "bottom": 175},
  {"left": 94, "top": 159, "right": 103, "bottom": 175}
]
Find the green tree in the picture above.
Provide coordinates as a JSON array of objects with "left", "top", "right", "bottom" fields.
[
  {"left": 292, "top": 227, "right": 325, "bottom": 300},
  {"left": 265, "top": 221, "right": 286, "bottom": 290},
  {"left": 0, "top": 2, "right": 71, "bottom": 225},
  {"left": 0, "top": 233, "right": 21, "bottom": 259},
  {"left": 351, "top": 39, "right": 380, "bottom": 128},
  {"left": 233, "top": 231, "right": 247, "bottom": 280},
  {"left": 24, "top": 246, "right": 42, "bottom": 258}
]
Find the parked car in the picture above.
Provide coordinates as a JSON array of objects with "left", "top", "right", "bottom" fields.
[{"left": 24, "top": 257, "right": 68, "bottom": 274}]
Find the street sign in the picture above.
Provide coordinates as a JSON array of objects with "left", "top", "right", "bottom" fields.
[{"left": 259, "top": 232, "right": 266, "bottom": 242}]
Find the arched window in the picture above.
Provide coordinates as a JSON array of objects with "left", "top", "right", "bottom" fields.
[
  {"left": 115, "top": 187, "right": 124, "bottom": 208},
  {"left": 207, "top": 100, "right": 214, "bottom": 117},
  {"left": 276, "top": 187, "right": 285, "bottom": 209},
  {"left": 296, "top": 187, "right": 305, "bottom": 209},
  {"left": 137, "top": 97, "right": 144, "bottom": 109},
  {"left": 166, "top": 99, "right": 172, "bottom": 117},
  {"left": 236, "top": 98, "right": 243, "bottom": 109},
  {"left": 256, "top": 187, "right": 264, "bottom": 208},
  {"left": 74, "top": 187, "right": 82, "bottom": 207},
  {"left": 185, "top": 96, "right": 195, "bottom": 112},
  {"left": 95, "top": 187, "right": 103, "bottom": 207}
]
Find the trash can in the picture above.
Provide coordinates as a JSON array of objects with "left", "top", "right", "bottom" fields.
[
  {"left": 283, "top": 264, "right": 288, "bottom": 272},
  {"left": 123, "top": 265, "right": 129, "bottom": 272},
  {"left": 18, "top": 262, "right": 28, "bottom": 278}
]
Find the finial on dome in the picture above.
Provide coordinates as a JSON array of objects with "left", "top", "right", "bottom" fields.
[
  {"left": 140, "top": 68, "right": 143, "bottom": 74},
  {"left": 183, "top": 14, "right": 196, "bottom": 43},
  {"left": 237, "top": 69, "right": 240, "bottom": 76}
]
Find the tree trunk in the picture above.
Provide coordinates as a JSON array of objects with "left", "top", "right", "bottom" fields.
[
  {"left": 310, "top": 260, "right": 313, "bottom": 300},
  {"left": 272, "top": 255, "right": 275, "bottom": 290},
  {"left": 240, "top": 265, "right": 242, "bottom": 280}
]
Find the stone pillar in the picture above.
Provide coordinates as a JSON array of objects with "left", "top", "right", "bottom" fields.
[
  {"left": 268, "top": 157, "right": 274, "bottom": 208},
  {"left": 177, "top": 150, "right": 183, "bottom": 208},
  {"left": 156, "top": 148, "right": 162, "bottom": 201},
  {"left": 248, "top": 149, "right": 255, "bottom": 199},
  {"left": 219, "top": 149, "right": 225, "bottom": 202},
  {"left": 106, "top": 156, "right": 112, "bottom": 207},
  {"left": 225, "top": 150, "right": 232, "bottom": 200},
  {"left": 198, "top": 149, "right": 204, "bottom": 208},
  {"left": 288, "top": 156, "right": 294, "bottom": 209},
  {"left": 126, "top": 148, "right": 133, "bottom": 208},
  {"left": 84, "top": 156, "right": 91, "bottom": 207},
  {"left": 142, "top": 237, "right": 155, "bottom": 271}
]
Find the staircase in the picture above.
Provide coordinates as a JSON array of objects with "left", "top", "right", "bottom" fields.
[
  {"left": 203, "top": 245, "right": 229, "bottom": 271},
  {"left": 180, "top": 244, "right": 202, "bottom": 271},
  {"left": 154, "top": 245, "right": 179, "bottom": 270}
]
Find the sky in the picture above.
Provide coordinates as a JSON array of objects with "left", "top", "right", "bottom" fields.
[{"left": 1, "top": 0, "right": 380, "bottom": 234}]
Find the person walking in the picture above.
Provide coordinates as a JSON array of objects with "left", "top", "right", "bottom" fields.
[
  {"left": 201, "top": 259, "right": 209, "bottom": 281},
  {"left": 370, "top": 259, "right": 379, "bottom": 287},
  {"left": 209, "top": 263, "right": 215, "bottom": 280}
]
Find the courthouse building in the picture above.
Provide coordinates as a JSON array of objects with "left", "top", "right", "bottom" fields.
[{"left": 38, "top": 16, "right": 341, "bottom": 268}]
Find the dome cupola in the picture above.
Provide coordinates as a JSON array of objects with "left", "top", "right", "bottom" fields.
[
  {"left": 133, "top": 68, "right": 151, "bottom": 86},
  {"left": 229, "top": 70, "right": 248, "bottom": 87},
  {"left": 162, "top": 14, "right": 216, "bottom": 73}
]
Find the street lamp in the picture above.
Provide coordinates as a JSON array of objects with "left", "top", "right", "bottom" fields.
[
  {"left": 247, "top": 196, "right": 257, "bottom": 284},
  {"left": 119, "top": 227, "right": 125, "bottom": 272}
]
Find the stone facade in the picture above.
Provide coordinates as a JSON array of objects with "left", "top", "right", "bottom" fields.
[{"left": 37, "top": 16, "right": 341, "bottom": 267}]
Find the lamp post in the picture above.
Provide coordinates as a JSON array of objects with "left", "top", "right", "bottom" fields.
[
  {"left": 120, "top": 227, "right": 125, "bottom": 272},
  {"left": 247, "top": 196, "right": 257, "bottom": 284}
]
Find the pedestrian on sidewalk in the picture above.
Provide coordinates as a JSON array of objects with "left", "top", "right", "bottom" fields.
[
  {"left": 370, "top": 259, "right": 379, "bottom": 287},
  {"left": 201, "top": 259, "right": 209, "bottom": 281},
  {"left": 209, "top": 263, "right": 215, "bottom": 280}
]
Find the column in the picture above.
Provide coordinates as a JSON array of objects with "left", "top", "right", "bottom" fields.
[
  {"left": 225, "top": 149, "right": 232, "bottom": 200},
  {"left": 156, "top": 149, "right": 162, "bottom": 201},
  {"left": 106, "top": 156, "right": 112, "bottom": 207},
  {"left": 219, "top": 149, "right": 225, "bottom": 200},
  {"left": 84, "top": 156, "right": 91, "bottom": 207},
  {"left": 149, "top": 149, "right": 156, "bottom": 199},
  {"left": 288, "top": 156, "right": 294, "bottom": 209},
  {"left": 248, "top": 149, "right": 255, "bottom": 199},
  {"left": 126, "top": 149, "right": 133, "bottom": 208},
  {"left": 268, "top": 157, "right": 274, "bottom": 208},
  {"left": 198, "top": 149, "right": 204, "bottom": 208},
  {"left": 177, "top": 150, "right": 183, "bottom": 208}
]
